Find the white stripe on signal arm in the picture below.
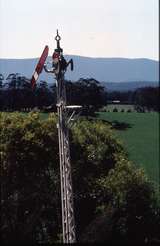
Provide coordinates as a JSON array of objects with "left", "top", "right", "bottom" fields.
[{"left": 33, "top": 71, "right": 39, "bottom": 81}]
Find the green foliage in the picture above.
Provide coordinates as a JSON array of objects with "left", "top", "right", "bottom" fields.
[
  {"left": 97, "top": 154, "right": 153, "bottom": 207},
  {"left": 0, "top": 112, "right": 159, "bottom": 244},
  {"left": 0, "top": 77, "right": 107, "bottom": 115},
  {"left": 134, "top": 87, "right": 159, "bottom": 112},
  {"left": 82, "top": 155, "right": 160, "bottom": 243},
  {"left": 113, "top": 107, "right": 118, "bottom": 112},
  {"left": 106, "top": 87, "right": 160, "bottom": 112},
  {"left": 127, "top": 109, "right": 132, "bottom": 112},
  {"left": 0, "top": 112, "right": 60, "bottom": 244},
  {"left": 107, "top": 90, "right": 135, "bottom": 104},
  {"left": 66, "top": 78, "right": 107, "bottom": 116}
]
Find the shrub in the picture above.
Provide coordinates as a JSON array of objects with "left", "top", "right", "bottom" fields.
[
  {"left": 0, "top": 112, "right": 60, "bottom": 244},
  {"left": 127, "top": 109, "right": 132, "bottom": 113},
  {"left": 113, "top": 107, "right": 118, "bottom": 112},
  {"left": 82, "top": 155, "right": 160, "bottom": 243},
  {"left": 0, "top": 112, "right": 159, "bottom": 244},
  {"left": 0, "top": 113, "right": 125, "bottom": 243}
]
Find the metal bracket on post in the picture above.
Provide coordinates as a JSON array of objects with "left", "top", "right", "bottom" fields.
[{"left": 65, "top": 106, "right": 82, "bottom": 127}]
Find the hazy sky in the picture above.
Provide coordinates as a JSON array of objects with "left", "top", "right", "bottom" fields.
[{"left": 0, "top": 0, "right": 159, "bottom": 60}]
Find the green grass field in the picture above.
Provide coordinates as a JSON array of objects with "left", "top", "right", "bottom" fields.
[{"left": 97, "top": 112, "right": 159, "bottom": 187}]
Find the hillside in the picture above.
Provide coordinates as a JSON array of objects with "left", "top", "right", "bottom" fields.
[
  {"left": 102, "top": 81, "right": 159, "bottom": 91},
  {"left": 0, "top": 56, "right": 159, "bottom": 84}
]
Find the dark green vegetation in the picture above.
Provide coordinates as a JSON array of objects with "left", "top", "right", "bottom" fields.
[
  {"left": 0, "top": 74, "right": 159, "bottom": 113},
  {"left": 1, "top": 74, "right": 159, "bottom": 244},
  {"left": 97, "top": 112, "right": 159, "bottom": 187},
  {"left": 107, "top": 87, "right": 160, "bottom": 112},
  {"left": 1, "top": 112, "right": 160, "bottom": 244},
  {"left": 0, "top": 75, "right": 106, "bottom": 116}
]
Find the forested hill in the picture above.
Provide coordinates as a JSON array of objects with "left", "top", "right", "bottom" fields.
[{"left": 0, "top": 56, "right": 159, "bottom": 83}]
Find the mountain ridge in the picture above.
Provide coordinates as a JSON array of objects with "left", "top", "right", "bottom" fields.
[{"left": 0, "top": 56, "right": 159, "bottom": 83}]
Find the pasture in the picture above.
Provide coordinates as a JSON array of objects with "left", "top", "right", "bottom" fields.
[{"left": 97, "top": 111, "right": 159, "bottom": 187}]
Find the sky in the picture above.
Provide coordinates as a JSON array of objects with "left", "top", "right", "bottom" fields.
[{"left": 0, "top": 0, "right": 159, "bottom": 60}]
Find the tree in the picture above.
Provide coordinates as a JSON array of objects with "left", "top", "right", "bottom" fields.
[
  {"left": 0, "top": 74, "right": 4, "bottom": 110},
  {"left": 3, "top": 73, "right": 33, "bottom": 111},
  {"left": 1, "top": 112, "right": 159, "bottom": 244},
  {"left": 1, "top": 112, "right": 60, "bottom": 244},
  {"left": 107, "top": 90, "right": 135, "bottom": 104},
  {"left": 1, "top": 76, "right": 107, "bottom": 114},
  {"left": 0, "top": 74, "right": 4, "bottom": 87},
  {"left": 66, "top": 78, "right": 107, "bottom": 116},
  {"left": 134, "top": 87, "right": 159, "bottom": 112},
  {"left": 81, "top": 155, "right": 160, "bottom": 244},
  {"left": 35, "top": 81, "right": 54, "bottom": 110}
]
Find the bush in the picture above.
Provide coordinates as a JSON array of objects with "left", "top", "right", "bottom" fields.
[
  {"left": 0, "top": 112, "right": 159, "bottom": 244},
  {"left": 0, "top": 112, "right": 60, "bottom": 244},
  {"left": 0, "top": 112, "right": 124, "bottom": 243},
  {"left": 100, "top": 106, "right": 107, "bottom": 112},
  {"left": 127, "top": 109, "right": 132, "bottom": 113},
  {"left": 82, "top": 155, "right": 160, "bottom": 243},
  {"left": 113, "top": 107, "right": 118, "bottom": 112}
]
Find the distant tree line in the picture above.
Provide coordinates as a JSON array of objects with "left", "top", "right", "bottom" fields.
[
  {"left": 0, "top": 74, "right": 106, "bottom": 115},
  {"left": 0, "top": 73, "right": 159, "bottom": 113},
  {"left": 107, "top": 87, "right": 159, "bottom": 112},
  {"left": 0, "top": 73, "right": 55, "bottom": 111}
]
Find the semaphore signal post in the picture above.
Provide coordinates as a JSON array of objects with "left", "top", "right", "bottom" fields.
[{"left": 31, "top": 30, "right": 80, "bottom": 243}]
